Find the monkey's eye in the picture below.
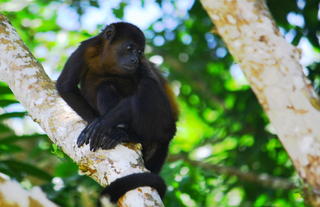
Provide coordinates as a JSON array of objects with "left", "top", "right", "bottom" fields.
[
  {"left": 137, "top": 50, "right": 142, "bottom": 55},
  {"left": 126, "top": 45, "right": 133, "bottom": 51}
]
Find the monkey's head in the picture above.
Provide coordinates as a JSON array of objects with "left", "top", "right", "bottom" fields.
[{"left": 101, "top": 22, "right": 146, "bottom": 75}]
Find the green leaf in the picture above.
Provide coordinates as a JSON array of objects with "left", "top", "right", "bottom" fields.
[
  {"left": 0, "top": 112, "right": 27, "bottom": 120},
  {"left": 112, "top": 2, "right": 126, "bottom": 18},
  {"left": 0, "top": 123, "right": 14, "bottom": 134},
  {"left": 54, "top": 160, "right": 78, "bottom": 177},
  {"left": 51, "top": 144, "right": 65, "bottom": 158},
  {"left": 0, "top": 160, "right": 52, "bottom": 181},
  {"left": 0, "top": 85, "right": 13, "bottom": 95},
  {"left": 89, "top": 0, "right": 99, "bottom": 7},
  {"left": 0, "top": 144, "right": 23, "bottom": 154},
  {"left": 0, "top": 99, "right": 19, "bottom": 107},
  {"left": 0, "top": 134, "right": 47, "bottom": 144}
]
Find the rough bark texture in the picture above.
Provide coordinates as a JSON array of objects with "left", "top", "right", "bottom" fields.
[
  {"left": 200, "top": 0, "right": 320, "bottom": 205},
  {"left": 0, "top": 14, "right": 163, "bottom": 207}
]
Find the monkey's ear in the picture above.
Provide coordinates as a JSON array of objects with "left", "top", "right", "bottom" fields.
[{"left": 104, "top": 25, "right": 116, "bottom": 40}]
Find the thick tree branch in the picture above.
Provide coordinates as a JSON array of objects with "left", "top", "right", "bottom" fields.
[
  {"left": 200, "top": 0, "right": 320, "bottom": 205},
  {"left": 0, "top": 14, "right": 163, "bottom": 207}
]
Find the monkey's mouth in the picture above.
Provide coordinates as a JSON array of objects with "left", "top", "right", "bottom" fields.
[{"left": 122, "top": 65, "right": 137, "bottom": 72}]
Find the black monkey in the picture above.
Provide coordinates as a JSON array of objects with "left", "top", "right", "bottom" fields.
[{"left": 56, "top": 22, "right": 178, "bottom": 203}]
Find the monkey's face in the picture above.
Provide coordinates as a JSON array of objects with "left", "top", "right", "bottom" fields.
[
  {"left": 112, "top": 40, "right": 142, "bottom": 73},
  {"left": 100, "top": 23, "right": 146, "bottom": 75}
]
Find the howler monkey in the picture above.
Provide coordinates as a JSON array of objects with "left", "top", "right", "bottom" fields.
[{"left": 56, "top": 22, "right": 178, "bottom": 203}]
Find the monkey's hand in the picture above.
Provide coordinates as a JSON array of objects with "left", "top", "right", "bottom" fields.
[
  {"left": 100, "top": 127, "right": 129, "bottom": 150},
  {"left": 77, "top": 118, "right": 129, "bottom": 151},
  {"left": 77, "top": 118, "right": 101, "bottom": 148}
]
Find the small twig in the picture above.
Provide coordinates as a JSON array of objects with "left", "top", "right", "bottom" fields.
[{"left": 168, "top": 154, "right": 297, "bottom": 190}]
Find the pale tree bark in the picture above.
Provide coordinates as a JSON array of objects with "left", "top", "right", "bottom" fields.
[
  {"left": 0, "top": 15, "right": 164, "bottom": 207},
  {"left": 0, "top": 173, "right": 58, "bottom": 207},
  {"left": 200, "top": 0, "right": 320, "bottom": 205}
]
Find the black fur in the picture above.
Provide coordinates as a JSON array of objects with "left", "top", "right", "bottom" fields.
[
  {"left": 101, "top": 172, "right": 166, "bottom": 203},
  {"left": 56, "top": 22, "right": 178, "bottom": 203}
]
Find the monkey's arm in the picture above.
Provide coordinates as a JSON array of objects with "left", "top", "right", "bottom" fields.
[
  {"left": 77, "top": 96, "right": 133, "bottom": 151},
  {"left": 79, "top": 77, "right": 172, "bottom": 202},
  {"left": 96, "top": 82, "right": 121, "bottom": 115},
  {"left": 77, "top": 81, "right": 130, "bottom": 150},
  {"left": 56, "top": 47, "right": 98, "bottom": 122},
  {"left": 78, "top": 76, "right": 175, "bottom": 151}
]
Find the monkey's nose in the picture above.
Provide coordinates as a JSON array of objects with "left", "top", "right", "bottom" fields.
[{"left": 131, "top": 57, "right": 138, "bottom": 64}]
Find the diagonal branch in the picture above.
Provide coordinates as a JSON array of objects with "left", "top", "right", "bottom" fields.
[
  {"left": 169, "top": 155, "right": 297, "bottom": 190},
  {"left": 0, "top": 14, "right": 163, "bottom": 207}
]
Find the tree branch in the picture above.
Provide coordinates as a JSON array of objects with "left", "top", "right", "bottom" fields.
[
  {"left": 169, "top": 155, "right": 297, "bottom": 190},
  {"left": 200, "top": 0, "right": 320, "bottom": 205},
  {"left": 0, "top": 14, "right": 163, "bottom": 207}
]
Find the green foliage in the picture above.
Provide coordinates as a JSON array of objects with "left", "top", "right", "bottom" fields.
[
  {"left": 0, "top": 0, "right": 319, "bottom": 206},
  {"left": 0, "top": 160, "right": 52, "bottom": 181},
  {"left": 112, "top": 2, "right": 127, "bottom": 19}
]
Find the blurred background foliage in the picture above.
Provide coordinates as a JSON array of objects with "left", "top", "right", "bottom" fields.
[{"left": 0, "top": 0, "right": 319, "bottom": 206}]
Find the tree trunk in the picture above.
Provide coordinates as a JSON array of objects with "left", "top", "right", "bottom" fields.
[
  {"left": 0, "top": 14, "right": 164, "bottom": 207},
  {"left": 200, "top": 0, "right": 320, "bottom": 205}
]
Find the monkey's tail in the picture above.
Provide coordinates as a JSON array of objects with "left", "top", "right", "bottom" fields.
[{"left": 100, "top": 172, "right": 166, "bottom": 204}]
